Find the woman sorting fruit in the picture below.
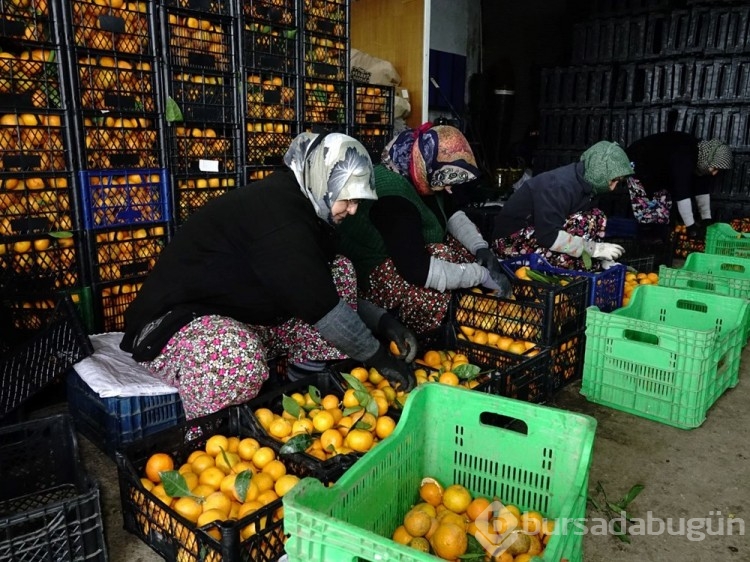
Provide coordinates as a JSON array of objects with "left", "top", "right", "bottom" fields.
[
  {"left": 491, "top": 140, "right": 634, "bottom": 270},
  {"left": 120, "top": 132, "right": 417, "bottom": 419},
  {"left": 626, "top": 132, "right": 733, "bottom": 239},
  {"left": 337, "top": 123, "right": 512, "bottom": 335}
]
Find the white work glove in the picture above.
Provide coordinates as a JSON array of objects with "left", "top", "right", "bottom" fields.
[{"left": 583, "top": 240, "right": 625, "bottom": 261}]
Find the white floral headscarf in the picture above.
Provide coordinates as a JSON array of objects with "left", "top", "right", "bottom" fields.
[{"left": 284, "top": 132, "right": 376, "bottom": 223}]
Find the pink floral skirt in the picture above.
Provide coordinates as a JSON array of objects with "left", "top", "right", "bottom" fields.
[
  {"left": 363, "top": 236, "right": 475, "bottom": 335},
  {"left": 145, "top": 256, "right": 357, "bottom": 419},
  {"left": 493, "top": 209, "right": 608, "bottom": 270}
]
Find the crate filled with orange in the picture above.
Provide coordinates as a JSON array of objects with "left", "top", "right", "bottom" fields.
[
  {"left": 301, "top": 78, "right": 348, "bottom": 133},
  {"left": 301, "top": 0, "right": 348, "bottom": 81},
  {"left": 351, "top": 85, "right": 394, "bottom": 163},
  {"left": 66, "top": 0, "right": 164, "bottom": 170},
  {"left": 242, "top": 0, "right": 298, "bottom": 74},
  {"left": 244, "top": 70, "right": 298, "bottom": 167},
  {"left": 116, "top": 405, "right": 342, "bottom": 562},
  {"left": 249, "top": 365, "right": 402, "bottom": 467},
  {"left": 174, "top": 173, "right": 237, "bottom": 225},
  {"left": 93, "top": 276, "right": 144, "bottom": 331},
  {"left": 0, "top": 0, "right": 78, "bottom": 240}
]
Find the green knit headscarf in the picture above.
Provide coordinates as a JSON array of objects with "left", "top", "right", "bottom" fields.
[
  {"left": 581, "top": 141, "right": 634, "bottom": 194},
  {"left": 697, "top": 139, "right": 733, "bottom": 174}
]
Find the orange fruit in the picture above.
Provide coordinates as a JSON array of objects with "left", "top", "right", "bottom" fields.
[
  {"left": 466, "top": 497, "right": 491, "bottom": 522},
  {"left": 375, "top": 416, "right": 396, "bottom": 439},
  {"left": 202, "top": 491, "right": 232, "bottom": 517},
  {"left": 274, "top": 474, "right": 300, "bottom": 497},
  {"left": 252, "top": 472, "right": 275, "bottom": 493},
  {"left": 507, "top": 341, "right": 527, "bottom": 355},
  {"left": 261, "top": 459, "right": 287, "bottom": 482},
  {"left": 429, "top": 522, "right": 468, "bottom": 559},
  {"left": 389, "top": 340, "right": 401, "bottom": 356},
  {"left": 349, "top": 366, "right": 369, "bottom": 382},
  {"left": 205, "top": 434, "right": 229, "bottom": 457},
  {"left": 215, "top": 451, "right": 241, "bottom": 474},
  {"left": 172, "top": 496, "right": 202, "bottom": 523},
  {"left": 312, "top": 410, "right": 335, "bottom": 432},
  {"left": 268, "top": 418, "right": 293, "bottom": 439},
  {"left": 438, "top": 371, "right": 459, "bottom": 386},
  {"left": 342, "top": 388, "right": 361, "bottom": 409},
  {"left": 254, "top": 408, "right": 275, "bottom": 430},
  {"left": 226, "top": 436, "right": 240, "bottom": 453},
  {"left": 145, "top": 453, "right": 174, "bottom": 483},
  {"left": 320, "top": 394, "right": 340, "bottom": 410},
  {"left": 392, "top": 525, "right": 414, "bottom": 545},
  {"left": 191, "top": 453, "right": 216, "bottom": 474},
  {"left": 442, "top": 484, "right": 472, "bottom": 514},
  {"left": 403, "top": 509, "right": 433, "bottom": 537},
  {"left": 251, "top": 447, "right": 276, "bottom": 470},
  {"left": 422, "top": 350, "right": 442, "bottom": 368},
  {"left": 198, "top": 466, "right": 225, "bottom": 490},
  {"left": 345, "top": 429, "right": 374, "bottom": 453},
  {"left": 319, "top": 428, "right": 344, "bottom": 452},
  {"left": 419, "top": 479, "right": 444, "bottom": 507}
]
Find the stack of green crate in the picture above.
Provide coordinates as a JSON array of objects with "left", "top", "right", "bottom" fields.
[{"left": 582, "top": 285, "right": 749, "bottom": 429}]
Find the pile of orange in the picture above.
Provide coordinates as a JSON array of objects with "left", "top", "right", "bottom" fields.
[
  {"left": 390, "top": 476, "right": 553, "bottom": 561},
  {"left": 414, "top": 348, "right": 481, "bottom": 389},
  {"left": 138, "top": 434, "right": 300, "bottom": 547},
  {"left": 622, "top": 271, "right": 659, "bottom": 306},
  {"left": 457, "top": 325, "right": 539, "bottom": 357},
  {"left": 253, "top": 366, "right": 401, "bottom": 460}
]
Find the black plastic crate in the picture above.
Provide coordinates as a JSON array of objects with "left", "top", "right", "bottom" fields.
[
  {"left": 76, "top": 112, "right": 164, "bottom": 169},
  {"left": 715, "top": 151, "right": 750, "bottom": 198},
  {"left": 68, "top": 0, "right": 156, "bottom": 56},
  {"left": 242, "top": 0, "right": 299, "bottom": 74},
  {"left": 169, "top": 71, "right": 238, "bottom": 123},
  {"left": 79, "top": 168, "right": 171, "bottom": 230},
  {"left": 163, "top": 0, "right": 233, "bottom": 17},
  {"left": 302, "top": 31, "right": 348, "bottom": 81},
  {"left": 0, "top": 414, "right": 106, "bottom": 561},
  {"left": 704, "top": 5, "right": 750, "bottom": 54},
  {"left": 350, "top": 126, "right": 392, "bottom": 165},
  {"left": 0, "top": 232, "right": 82, "bottom": 294},
  {"left": 301, "top": 0, "right": 348, "bottom": 37},
  {"left": 548, "top": 329, "right": 586, "bottom": 392},
  {"left": 162, "top": 9, "right": 237, "bottom": 74},
  {"left": 116, "top": 405, "right": 349, "bottom": 562},
  {"left": 0, "top": 287, "right": 94, "bottom": 337},
  {"left": 92, "top": 277, "right": 145, "bottom": 332},
  {"left": 174, "top": 173, "right": 238, "bottom": 225},
  {"left": 301, "top": 78, "right": 349, "bottom": 133},
  {"left": 692, "top": 57, "right": 735, "bottom": 104},
  {"left": 664, "top": 8, "right": 710, "bottom": 56},
  {"left": 0, "top": 297, "right": 93, "bottom": 418},
  {"left": 86, "top": 222, "right": 168, "bottom": 284},
  {"left": 67, "top": 369, "right": 185, "bottom": 460},
  {"left": 352, "top": 84, "right": 394, "bottom": 126},
  {"left": 73, "top": 54, "right": 160, "bottom": 114},
  {"left": 0, "top": 114, "right": 77, "bottom": 234},
  {"left": 452, "top": 274, "right": 588, "bottom": 347},
  {"left": 632, "top": 59, "right": 695, "bottom": 106},
  {"left": 168, "top": 123, "right": 241, "bottom": 175}
]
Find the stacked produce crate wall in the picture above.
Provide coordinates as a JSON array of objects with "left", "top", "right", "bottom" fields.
[
  {"left": 534, "top": 0, "right": 750, "bottom": 262},
  {"left": 0, "top": 0, "right": 86, "bottom": 340},
  {"left": 0, "top": 0, "right": 395, "bottom": 334}
]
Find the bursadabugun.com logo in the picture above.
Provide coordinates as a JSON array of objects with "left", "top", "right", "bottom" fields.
[{"left": 474, "top": 499, "right": 745, "bottom": 557}]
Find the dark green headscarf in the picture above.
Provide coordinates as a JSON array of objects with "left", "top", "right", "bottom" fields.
[{"left": 581, "top": 141, "right": 634, "bottom": 194}]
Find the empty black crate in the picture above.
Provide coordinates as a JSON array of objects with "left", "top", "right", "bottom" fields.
[{"left": 0, "top": 414, "right": 107, "bottom": 561}]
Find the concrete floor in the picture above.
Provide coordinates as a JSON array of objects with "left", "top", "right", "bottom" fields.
[
  {"left": 19, "top": 326, "right": 749, "bottom": 562},
  {"left": 65, "top": 346, "right": 749, "bottom": 562}
]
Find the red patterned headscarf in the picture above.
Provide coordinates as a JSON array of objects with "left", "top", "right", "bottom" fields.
[{"left": 382, "top": 123, "right": 479, "bottom": 195}]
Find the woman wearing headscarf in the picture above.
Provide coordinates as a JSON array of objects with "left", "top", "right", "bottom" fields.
[
  {"left": 626, "top": 132, "right": 733, "bottom": 238},
  {"left": 491, "top": 140, "right": 634, "bottom": 270},
  {"left": 337, "top": 123, "right": 511, "bottom": 335},
  {"left": 120, "top": 132, "right": 417, "bottom": 419}
]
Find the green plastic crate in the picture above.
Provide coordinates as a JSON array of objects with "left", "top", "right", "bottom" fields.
[
  {"left": 283, "top": 384, "right": 597, "bottom": 562},
  {"left": 659, "top": 252, "right": 750, "bottom": 340},
  {"left": 705, "top": 223, "right": 750, "bottom": 258},
  {"left": 581, "top": 285, "right": 749, "bottom": 429}
]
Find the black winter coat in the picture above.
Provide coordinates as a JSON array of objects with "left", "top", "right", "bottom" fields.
[
  {"left": 491, "top": 162, "right": 597, "bottom": 248},
  {"left": 120, "top": 170, "right": 341, "bottom": 353}
]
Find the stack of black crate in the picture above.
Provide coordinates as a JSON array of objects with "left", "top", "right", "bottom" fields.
[
  {"left": 0, "top": 0, "right": 90, "bottom": 341},
  {"left": 240, "top": 0, "right": 300, "bottom": 184},
  {"left": 64, "top": 0, "right": 171, "bottom": 332},
  {"left": 535, "top": 0, "right": 750, "bottom": 265},
  {"left": 160, "top": 0, "right": 242, "bottom": 226}
]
